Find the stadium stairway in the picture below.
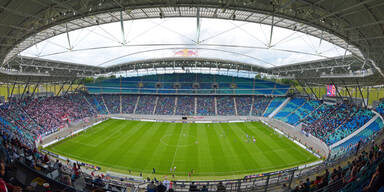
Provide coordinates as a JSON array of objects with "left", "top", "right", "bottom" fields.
[
  {"left": 268, "top": 97, "right": 291, "bottom": 118},
  {"left": 83, "top": 95, "right": 97, "bottom": 113},
  {"left": 153, "top": 96, "right": 159, "bottom": 115},
  {"left": 294, "top": 103, "right": 324, "bottom": 126},
  {"left": 133, "top": 96, "right": 140, "bottom": 114},
  {"left": 330, "top": 114, "right": 380, "bottom": 149},
  {"left": 249, "top": 96, "right": 254, "bottom": 116},
  {"left": 102, "top": 95, "right": 110, "bottom": 114},
  {"left": 233, "top": 97, "right": 238, "bottom": 116},
  {"left": 173, "top": 97, "right": 177, "bottom": 115},
  {"left": 119, "top": 95, "right": 122, "bottom": 113},
  {"left": 214, "top": 96, "right": 218, "bottom": 115}
]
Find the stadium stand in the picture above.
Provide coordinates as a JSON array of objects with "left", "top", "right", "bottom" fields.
[
  {"left": 103, "top": 95, "right": 120, "bottom": 114},
  {"left": 286, "top": 100, "right": 322, "bottom": 126},
  {"left": 121, "top": 95, "right": 138, "bottom": 114},
  {"left": 236, "top": 96, "right": 252, "bottom": 116},
  {"left": 175, "top": 96, "right": 195, "bottom": 115},
  {"left": 376, "top": 100, "right": 384, "bottom": 116},
  {"left": 330, "top": 117, "right": 384, "bottom": 159},
  {"left": 300, "top": 103, "right": 374, "bottom": 145},
  {"left": 135, "top": 95, "right": 156, "bottom": 114},
  {"left": 263, "top": 97, "right": 285, "bottom": 117},
  {"left": 293, "top": 142, "right": 384, "bottom": 192},
  {"left": 217, "top": 96, "right": 235, "bottom": 116},
  {"left": 155, "top": 96, "right": 176, "bottom": 115},
  {"left": 86, "top": 95, "right": 108, "bottom": 114},
  {"left": 196, "top": 96, "right": 215, "bottom": 116},
  {"left": 251, "top": 96, "right": 271, "bottom": 116},
  {"left": 274, "top": 98, "right": 307, "bottom": 121},
  {"left": 67, "top": 94, "right": 97, "bottom": 119},
  {"left": 86, "top": 73, "right": 290, "bottom": 96}
]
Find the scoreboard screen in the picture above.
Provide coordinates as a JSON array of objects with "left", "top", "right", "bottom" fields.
[{"left": 327, "top": 85, "right": 336, "bottom": 97}]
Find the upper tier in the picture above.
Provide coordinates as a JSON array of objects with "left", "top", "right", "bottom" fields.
[{"left": 86, "top": 73, "right": 290, "bottom": 96}]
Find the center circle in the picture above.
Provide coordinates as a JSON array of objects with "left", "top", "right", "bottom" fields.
[{"left": 160, "top": 134, "right": 197, "bottom": 147}]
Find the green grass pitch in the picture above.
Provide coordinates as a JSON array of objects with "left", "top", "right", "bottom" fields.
[{"left": 45, "top": 119, "right": 319, "bottom": 178}]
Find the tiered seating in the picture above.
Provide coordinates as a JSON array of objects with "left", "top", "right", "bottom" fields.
[
  {"left": 251, "top": 96, "right": 271, "bottom": 116},
  {"left": 86, "top": 95, "right": 108, "bottom": 114},
  {"left": 0, "top": 104, "right": 36, "bottom": 142},
  {"left": 285, "top": 100, "right": 321, "bottom": 125},
  {"left": 67, "top": 94, "right": 97, "bottom": 119},
  {"left": 263, "top": 97, "right": 285, "bottom": 117},
  {"left": 375, "top": 100, "right": 384, "bottom": 116},
  {"left": 301, "top": 103, "right": 370, "bottom": 145},
  {"left": 253, "top": 80, "right": 275, "bottom": 95},
  {"left": 217, "top": 96, "right": 235, "bottom": 116},
  {"left": 0, "top": 101, "right": 40, "bottom": 136},
  {"left": 135, "top": 95, "right": 156, "bottom": 114},
  {"left": 236, "top": 96, "right": 252, "bottom": 116},
  {"left": 175, "top": 96, "right": 195, "bottom": 115},
  {"left": 103, "top": 95, "right": 120, "bottom": 114},
  {"left": 86, "top": 73, "right": 290, "bottom": 95},
  {"left": 18, "top": 97, "right": 63, "bottom": 133},
  {"left": 196, "top": 96, "right": 215, "bottom": 116},
  {"left": 301, "top": 104, "right": 341, "bottom": 141},
  {"left": 327, "top": 108, "right": 374, "bottom": 145},
  {"left": 294, "top": 143, "right": 384, "bottom": 192},
  {"left": 155, "top": 96, "right": 175, "bottom": 115},
  {"left": 121, "top": 95, "right": 137, "bottom": 114},
  {"left": 330, "top": 117, "right": 383, "bottom": 159},
  {"left": 0, "top": 116, "right": 34, "bottom": 146},
  {"left": 274, "top": 98, "right": 306, "bottom": 121}
]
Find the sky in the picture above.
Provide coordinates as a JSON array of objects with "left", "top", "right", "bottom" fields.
[{"left": 20, "top": 17, "right": 349, "bottom": 68}]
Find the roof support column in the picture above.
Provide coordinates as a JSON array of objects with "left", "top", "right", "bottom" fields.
[
  {"left": 331, "top": 80, "right": 343, "bottom": 102},
  {"left": 9, "top": 81, "right": 16, "bottom": 99},
  {"left": 356, "top": 80, "right": 367, "bottom": 108},
  {"left": 65, "top": 24, "right": 72, "bottom": 50},
  {"left": 31, "top": 79, "right": 41, "bottom": 98},
  {"left": 64, "top": 79, "right": 76, "bottom": 95},
  {"left": 56, "top": 82, "right": 66, "bottom": 96},
  {"left": 298, "top": 80, "right": 311, "bottom": 99},
  {"left": 196, "top": 7, "right": 201, "bottom": 44},
  {"left": 120, "top": 10, "right": 126, "bottom": 45},
  {"left": 20, "top": 78, "right": 30, "bottom": 99},
  {"left": 342, "top": 81, "right": 353, "bottom": 102},
  {"left": 306, "top": 83, "right": 319, "bottom": 100},
  {"left": 268, "top": 6, "right": 275, "bottom": 48}
]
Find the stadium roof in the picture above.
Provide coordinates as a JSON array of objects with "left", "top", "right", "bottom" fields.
[
  {"left": 20, "top": 17, "right": 351, "bottom": 68},
  {"left": 0, "top": 0, "right": 383, "bottom": 86}
]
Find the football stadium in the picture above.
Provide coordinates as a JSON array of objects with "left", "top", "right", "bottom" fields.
[{"left": 0, "top": 1, "right": 384, "bottom": 192}]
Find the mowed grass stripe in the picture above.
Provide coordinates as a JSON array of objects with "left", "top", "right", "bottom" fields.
[
  {"left": 227, "top": 123, "right": 273, "bottom": 170},
  {"left": 157, "top": 123, "right": 179, "bottom": 172},
  {"left": 196, "top": 124, "right": 216, "bottom": 175},
  {"left": 141, "top": 123, "right": 175, "bottom": 172},
  {"left": 243, "top": 122, "right": 288, "bottom": 166},
  {"left": 185, "top": 123, "right": 199, "bottom": 174},
  {"left": 46, "top": 120, "right": 320, "bottom": 177},
  {"left": 219, "top": 123, "right": 257, "bottom": 173},
  {"left": 206, "top": 124, "right": 231, "bottom": 174}
]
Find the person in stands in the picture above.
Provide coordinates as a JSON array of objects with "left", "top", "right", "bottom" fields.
[
  {"left": 189, "top": 181, "right": 198, "bottom": 192},
  {"left": 363, "top": 162, "right": 384, "bottom": 192},
  {"left": 0, "top": 160, "right": 21, "bottom": 192},
  {"left": 216, "top": 182, "right": 226, "bottom": 192}
]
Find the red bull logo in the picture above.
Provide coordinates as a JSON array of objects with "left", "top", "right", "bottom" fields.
[{"left": 174, "top": 49, "right": 198, "bottom": 57}]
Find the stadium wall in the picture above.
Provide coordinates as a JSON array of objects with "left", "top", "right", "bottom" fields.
[{"left": 265, "top": 119, "right": 330, "bottom": 158}]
